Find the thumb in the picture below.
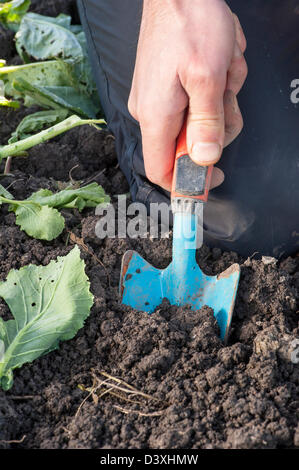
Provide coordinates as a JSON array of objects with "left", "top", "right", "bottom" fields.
[{"left": 187, "top": 79, "right": 225, "bottom": 166}]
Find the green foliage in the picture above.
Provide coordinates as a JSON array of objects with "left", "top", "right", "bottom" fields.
[
  {"left": 0, "top": 115, "right": 106, "bottom": 160},
  {"left": 0, "top": 0, "right": 30, "bottom": 32},
  {"left": 0, "top": 246, "right": 94, "bottom": 390},
  {"left": 0, "top": 79, "right": 19, "bottom": 108},
  {"left": 0, "top": 7, "right": 103, "bottom": 156},
  {"left": 0, "top": 61, "right": 100, "bottom": 118},
  {"left": 12, "top": 78, "right": 99, "bottom": 118},
  {"left": 14, "top": 13, "right": 96, "bottom": 97},
  {"left": 15, "top": 13, "right": 84, "bottom": 62},
  {"left": 28, "top": 182, "right": 110, "bottom": 212},
  {"left": 14, "top": 202, "right": 65, "bottom": 240},
  {"left": 14, "top": 12, "right": 98, "bottom": 98},
  {"left": 0, "top": 182, "right": 13, "bottom": 198},
  {"left": 8, "top": 109, "right": 69, "bottom": 143},
  {"left": 0, "top": 61, "right": 71, "bottom": 92},
  {"left": 0, "top": 182, "right": 110, "bottom": 240},
  {"left": 0, "top": 93, "right": 19, "bottom": 108}
]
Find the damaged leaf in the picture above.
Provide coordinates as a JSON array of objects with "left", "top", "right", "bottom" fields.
[{"left": 0, "top": 246, "right": 94, "bottom": 390}]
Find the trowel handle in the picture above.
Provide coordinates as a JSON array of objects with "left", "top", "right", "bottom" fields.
[{"left": 171, "top": 121, "right": 213, "bottom": 203}]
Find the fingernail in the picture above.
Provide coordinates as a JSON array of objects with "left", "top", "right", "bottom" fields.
[{"left": 191, "top": 143, "right": 221, "bottom": 164}]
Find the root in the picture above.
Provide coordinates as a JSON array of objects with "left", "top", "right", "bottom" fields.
[
  {"left": 0, "top": 435, "right": 26, "bottom": 444},
  {"left": 113, "top": 405, "right": 164, "bottom": 417},
  {"left": 75, "top": 369, "right": 167, "bottom": 419}
]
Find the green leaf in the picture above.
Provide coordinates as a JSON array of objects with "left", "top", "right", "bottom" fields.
[
  {"left": 0, "top": 246, "right": 94, "bottom": 390},
  {"left": 28, "top": 182, "right": 111, "bottom": 211},
  {"left": 0, "top": 182, "right": 108, "bottom": 240},
  {"left": 0, "top": 79, "right": 19, "bottom": 108},
  {"left": 8, "top": 109, "right": 69, "bottom": 143},
  {"left": 26, "top": 12, "right": 73, "bottom": 30},
  {"left": 14, "top": 12, "right": 97, "bottom": 97},
  {"left": 0, "top": 182, "right": 13, "bottom": 199},
  {"left": 0, "top": 94, "right": 19, "bottom": 108},
  {"left": 12, "top": 78, "right": 99, "bottom": 118},
  {"left": 0, "top": 16, "right": 100, "bottom": 111},
  {"left": 0, "top": 0, "right": 30, "bottom": 32},
  {"left": 15, "top": 12, "right": 84, "bottom": 63},
  {"left": 14, "top": 202, "right": 65, "bottom": 240},
  {"left": 0, "top": 61, "right": 71, "bottom": 91},
  {"left": 0, "top": 194, "right": 65, "bottom": 241},
  {"left": 70, "top": 31, "right": 98, "bottom": 96},
  {"left": 0, "top": 115, "right": 106, "bottom": 160}
]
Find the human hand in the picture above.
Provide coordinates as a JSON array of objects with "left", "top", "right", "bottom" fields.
[{"left": 128, "top": 0, "right": 247, "bottom": 191}]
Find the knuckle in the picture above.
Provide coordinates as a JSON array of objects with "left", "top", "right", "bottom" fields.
[
  {"left": 233, "top": 57, "right": 248, "bottom": 81},
  {"left": 139, "top": 114, "right": 154, "bottom": 130},
  {"left": 186, "top": 59, "right": 225, "bottom": 88},
  {"left": 228, "top": 58, "right": 248, "bottom": 93},
  {"left": 226, "top": 112, "right": 243, "bottom": 137},
  {"left": 134, "top": 102, "right": 156, "bottom": 129},
  {"left": 238, "top": 112, "right": 244, "bottom": 131},
  {"left": 145, "top": 170, "right": 160, "bottom": 185},
  {"left": 128, "top": 96, "right": 138, "bottom": 120},
  {"left": 239, "top": 58, "right": 248, "bottom": 80},
  {"left": 189, "top": 111, "right": 224, "bottom": 128},
  {"left": 144, "top": 163, "right": 169, "bottom": 187}
]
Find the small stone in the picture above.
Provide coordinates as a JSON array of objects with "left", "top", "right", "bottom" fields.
[{"left": 262, "top": 256, "right": 277, "bottom": 265}]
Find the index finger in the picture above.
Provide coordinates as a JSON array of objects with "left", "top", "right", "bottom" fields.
[{"left": 141, "top": 111, "right": 185, "bottom": 191}]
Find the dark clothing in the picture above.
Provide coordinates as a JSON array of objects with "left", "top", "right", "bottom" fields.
[{"left": 77, "top": 0, "right": 299, "bottom": 258}]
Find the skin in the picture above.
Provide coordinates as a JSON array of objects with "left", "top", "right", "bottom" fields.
[{"left": 128, "top": 0, "right": 248, "bottom": 191}]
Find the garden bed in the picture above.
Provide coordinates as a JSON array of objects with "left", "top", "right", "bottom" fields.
[{"left": 0, "top": 0, "right": 298, "bottom": 450}]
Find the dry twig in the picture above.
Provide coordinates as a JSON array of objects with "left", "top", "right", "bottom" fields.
[
  {"left": 68, "top": 231, "right": 111, "bottom": 286},
  {"left": 75, "top": 370, "right": 166, "bottom": 419},
  {"left": 113, "top": 405, "right": 164, "bottom": 417},
  {"left": 10, "top": 395, "right": 36, "bottom": 400},
  {"left": 0, "top": 435, "right": 26, "bottom": 444}
]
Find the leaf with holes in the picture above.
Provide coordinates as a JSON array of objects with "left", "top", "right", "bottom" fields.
[{"left": 0, "top": 246, "right": 93, "bottom": 390}]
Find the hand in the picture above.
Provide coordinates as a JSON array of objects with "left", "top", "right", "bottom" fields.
[{"left": 128, "top": 0, "right": 247, "bottom": 191}]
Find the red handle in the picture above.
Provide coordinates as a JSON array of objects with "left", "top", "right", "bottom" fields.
[{"left": 171, "top": 121, "right": 213, "bottom": 203}]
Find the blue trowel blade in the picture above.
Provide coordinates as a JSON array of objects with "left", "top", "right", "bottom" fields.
[{"left": 120, "top": 249, "right": 240, "bottom": 344}]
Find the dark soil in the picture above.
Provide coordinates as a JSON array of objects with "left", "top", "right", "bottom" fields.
[{"left": 0, "top": 1, "right": 298, "bottom": 450}]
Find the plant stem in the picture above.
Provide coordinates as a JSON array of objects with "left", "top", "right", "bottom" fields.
[
  {"left": 0, "top": 115, "right": 106, "bottom": 160},
  {"left": 4, "top": 156, "right": 12, "bottom": 174},
  {"left": 0, "top": 196, "right": 37, "bottom": 206}
]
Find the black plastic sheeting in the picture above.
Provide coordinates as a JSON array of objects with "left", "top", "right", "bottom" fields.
[{"left": 78, "top": 0, "right": 299, "bottom": 258}]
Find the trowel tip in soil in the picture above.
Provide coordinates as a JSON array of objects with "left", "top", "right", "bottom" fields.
[
  {"left": 217, "top": 263, "right": 241, "bottom": 280},
  {"left": 119, "top": 250, "right": 134, "bottom": 298},
  {"left": 217, "top": 263, "right": 241, "bottom": 345},
  {"left": 120, "top": 249, "right": 241, "bottom": 345}
]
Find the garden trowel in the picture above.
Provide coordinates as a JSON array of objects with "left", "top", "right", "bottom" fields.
[{"left": 119, "top": 122, "right": 240, "bottom": 344}]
